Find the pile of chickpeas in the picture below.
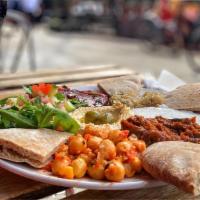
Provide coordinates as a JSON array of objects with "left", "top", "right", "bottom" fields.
[{"left": 50, "top": 125, "right": 146, "bottom": 182}]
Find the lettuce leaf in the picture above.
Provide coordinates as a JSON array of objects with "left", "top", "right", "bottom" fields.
[
  {"left": 0, "top": 101, "right": 80, "bottom": 134},
  {"left": 0, "top": 109, "right": 36, "bottom": 128}
]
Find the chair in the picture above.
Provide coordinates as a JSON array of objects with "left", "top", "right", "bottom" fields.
[{"left": 0, "top": 10, "right": 36, "bottom": 73}]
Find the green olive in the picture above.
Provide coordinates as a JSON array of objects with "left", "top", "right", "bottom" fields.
[{"left": 85, "top": 111, "right": 100, "bottom": 123}]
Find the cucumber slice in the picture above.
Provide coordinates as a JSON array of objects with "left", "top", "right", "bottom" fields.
[{"left": 64, "top": 101, "right": 76, "bottom": 112}]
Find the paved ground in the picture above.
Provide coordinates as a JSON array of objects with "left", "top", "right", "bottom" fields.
[{"left": 2, "top": 25, "right": 200, "bottom": 82}]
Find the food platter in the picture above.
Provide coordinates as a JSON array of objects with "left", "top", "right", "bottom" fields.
[
  {"left": 1, "top": 79, "right": 200, "bottom": 194},
  {"left": 0, "top": 84, "right": 164, "bottom": 190},
  {"left": 0, "top": 106, "right": 199, "bottom": 190}
]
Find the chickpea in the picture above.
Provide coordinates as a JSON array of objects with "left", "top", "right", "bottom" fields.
[
  {"left": 115, "top": 156, "right": 123, "bottom": 163},
  {"left": 96, "top": 152, "right": 108, "bottom": 165},
  {"left": 131, "top": 140, "right": 146, "bottom": 153},
  {"left": 123, "top": 163, "right": 135, "bottom": 178},
  {"left": 55, "top": 151, "right": 68, "bottom": 160},
  {"left": 84, "top": 125, "right": 109, "bottom": 139},
  {"left": 55, "top": 145, "right": 69, "bottom": 160},
  {"left": 99, "top": 139, "right": 116, "bottom": 160},
  {"left": 57, "top": 144, "right": 68, "bottom": 153},
  {"left": 87, "top": 136, "right": 102, "bottom": 150},
  {"left": 116, "top": 141, "right": 132, "bottom": 155},
  {"left": 82, "top": 148, "right": 96, "bottom": 160},
  {"left": 78, "top": 154, "right": 90, "bottom": 164},
  {"left": 51, "top": 158, "right": 74, "bottom": 179},
  {"left": 68, "top": 135, "right": 86, "bottom": 155},
  {"left": 108, "top": 130, "right": 129, "bottom": 144},
  {"left": 131, "top": 157, "right": 142, "bottom": 173},
  {"left": 87, "top": 163, "right": 105, "bottom": 180},
  {"left": 128, "top": 134, "right": 138, "bottom": 142},
  {"left": 71, "top": 158, "right": 87, "bottom": 178},
  {"left": 104, "top": 160, "right": 125, "bottom": 182}
]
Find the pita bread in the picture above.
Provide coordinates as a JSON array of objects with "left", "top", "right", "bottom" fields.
[
  {"left": 165, "top": 83, "right": 200, "bottom": 111},
  {"left": 98, "top": 75, "right": 143, "bottom": 97},
  {"left": 0, "top": 147, "right": 51, "bottom": 168},
  {"left": 0, "top": 128, "right": 70, "bottom": 168},
  {"left": 142, "top": 141, "right": 200, "bottom": 195}
]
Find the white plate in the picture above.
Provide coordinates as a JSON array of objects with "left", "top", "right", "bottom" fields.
[
  {"left": 0, "top": 159, "right": 165, "bottom": 190},
  {"left": 134, "top": 107, "right": 200, "bottom": 123},
  {"left": 0, "top": 95, "right": 199, "bottom": 190}
]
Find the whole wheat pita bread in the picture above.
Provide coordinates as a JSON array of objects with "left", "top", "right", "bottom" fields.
[
  {"left": 0, "top": 128, "right": 70, "bottom": 168},
  {"left": 142, "top": 141, "right": 200, "bottom": 196},
  {"left": 98, "top": 75, "right": 143, "bottom": 97},
  {"left": 165, "top": 83, "right": 200, "bottom": 111},
  {"left": 0, "top": 147, "right": 51, "bottom": 168}
]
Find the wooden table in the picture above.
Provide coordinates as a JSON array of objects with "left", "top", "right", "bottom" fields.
[{"left": 0, "top": 65, "right": 197, "bottom": 200}]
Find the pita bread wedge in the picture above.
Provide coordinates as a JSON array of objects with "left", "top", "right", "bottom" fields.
[
  {"left": 142, "top": 141, "right": 200, "bottom": 196},
  {"left": 98, "top": 75, "right": 163, "bottom": 108},
  {"left": 0, "top": 128, "right": 70, "bottom": 168},
  {"left": 165, "top": 83, "right": 200, "bottom": 111},
  {"left": 98, "top": 75, "right": 143, "bottom": 96}
]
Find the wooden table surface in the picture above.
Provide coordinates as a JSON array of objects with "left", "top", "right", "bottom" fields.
[
  {"left": 0, "top": 65, "right": 198, "bottom": 200},
  {"left": 68, "top": 185, "right": 196, "bottom": 200}
]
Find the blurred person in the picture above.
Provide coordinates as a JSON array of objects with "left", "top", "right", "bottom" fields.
[
  {"left": 155, "top": 0, "right": 176, "bottom": 29},
  {"left": 172, "top": 0, "right": 200, "bottom": 47},
  {"left": 0, "top": 0, "right": 7, "bottom": 73},
  {"left": 158, "top": 0, "right": 173, "bottom": 22},
  {"left": 143, "top": 0, "right": 200, "bottom": 49},
  {"left": 8, "top": 0, "right": 42, "bottom": 22},
  {"left": 7, "top": 0, "right": 20, "bottom": 11},
  {"left": 0, "top": 0, "right": 7, "bottom": 22},
  {"left": 142, "top": 0, "right": 177, "bottom": 45},
  {"left": 109, "top": 0, "right": 124, "bottom": 35},
  {"left": 110, "top": 0, "right": 145, "bottom": 36}
]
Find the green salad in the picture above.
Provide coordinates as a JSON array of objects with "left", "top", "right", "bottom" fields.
[{"left": 0, "top": 83, "right": 81, "bottom": 133}]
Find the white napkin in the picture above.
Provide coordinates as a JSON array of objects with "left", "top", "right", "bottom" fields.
[{"left": 144, "top": 70, "right": 185, "bottom": 92}]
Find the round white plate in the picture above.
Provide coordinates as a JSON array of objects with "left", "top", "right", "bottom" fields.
[
  {"left": 0, "top": 159, "right": 165, "bottom": 190},
  {"left": 0, "top": 103, "right": 199, "bottom": 189}
]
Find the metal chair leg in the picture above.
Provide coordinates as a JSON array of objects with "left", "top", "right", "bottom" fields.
[
  {"left": 0, "top": 26, "right": 4, "bottom": 73},
  {"left": 28, "top": 32, "right": 36, "bottom": 71},
  {"left": 10, "top": 31, "right": 29, "bottom": 73},
  {"left": 2, "top": 11, "right": 37, "bottom": 73},
  {"left": 10, "top": 30, "right": 37, "bottom": 73}
]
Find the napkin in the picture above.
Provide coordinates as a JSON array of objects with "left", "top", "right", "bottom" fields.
[{"left": 144, "top": 70, "right": 185, "bottom": 92}]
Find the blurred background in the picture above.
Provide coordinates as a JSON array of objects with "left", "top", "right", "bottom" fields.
[{"left": 1, "top": 0, "right": 200, "bottom": 82}]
